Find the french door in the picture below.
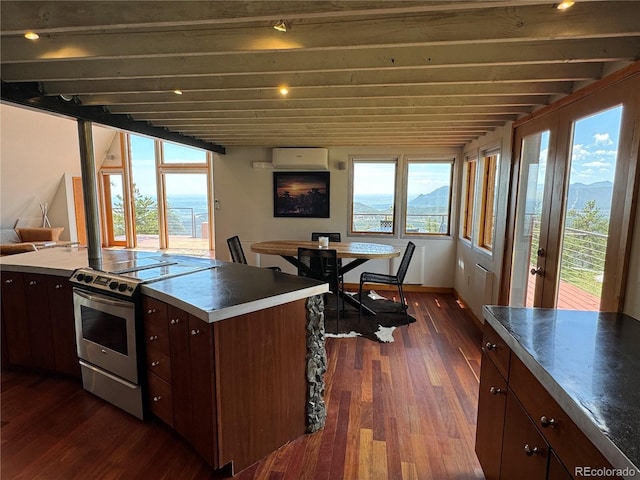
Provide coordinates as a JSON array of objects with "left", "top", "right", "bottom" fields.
[{"left": 506, "top": 72, "right": 639, "bottom": 311}]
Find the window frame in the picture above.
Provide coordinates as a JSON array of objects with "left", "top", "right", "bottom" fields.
[
  {"left": 402, "top": 158, "right": 454, "bottom": 236},
  {"left": 461, "top": 154, "right": 477, "bottom": 241},
  {"left": 348, "top": 157, "right": 399, "bottom": 236},
  {"left": 478, "top": 148, "right": 500, "bottom": 251}
]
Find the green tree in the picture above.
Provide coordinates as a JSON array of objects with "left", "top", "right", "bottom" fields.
[
  {"left": 561, "top": 200, "right": 609, "bottom": 294},
  {"left": 113, "top": 187, "right": 159, "bottom": 235},
  {"left": 112, "top": 186, "right": 187, "bottom": 236}
]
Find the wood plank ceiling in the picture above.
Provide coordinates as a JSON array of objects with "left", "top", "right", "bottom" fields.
[{"left": 2, "top": 1, "right": 640, "bottom": 153}]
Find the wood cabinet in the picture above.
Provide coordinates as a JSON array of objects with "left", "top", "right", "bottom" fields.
[
  {"left": 1, "top": 271, "right": 80, "bottom": 378},
  {"left": 142, "top": 295, "right": 307, "bottom": 475},
  {"left": 1, "top": 271, "right": 31, "bottom": 367},
  {"left": 46, "top": 276, "right": 81, "bottom": 378},
  {"left": 475, "top": 351, "right": 507, "bottom": 480},
  {"left": 142, "top": 297, "right": 218, "bottom": 468},
  {"left": 476, "top": 323, "right": 619, "bottom": 480}
]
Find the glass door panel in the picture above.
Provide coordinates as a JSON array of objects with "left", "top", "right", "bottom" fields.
[
  {"left": 163, "top": 173, "right": 211, "bottom": 252},
  {"left": 103, "top": 173, "right": 127, "bottom": 246},
  {"left": 555, "top": 105, "right": 623, "bottom": 310},
  {"left": 509, "top": 131, "right": 551, "bottom": 307},
  {"left": 129, "top": 135, "right": 159, "bottom": 249}
]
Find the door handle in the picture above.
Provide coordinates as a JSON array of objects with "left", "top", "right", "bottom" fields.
[{"left": 530, "top": 267, "right": 544, "bottom": 277}]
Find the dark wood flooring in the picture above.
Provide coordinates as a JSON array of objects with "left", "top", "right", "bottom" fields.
[{"left": 1, "top": 292, "right": 485, "bottom": 479}]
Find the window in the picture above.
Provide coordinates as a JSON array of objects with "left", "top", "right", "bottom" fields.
[
  {"left": 462, "top": 156, "right": 477, "bottom": 240},
  {"left": 404, "top": 160, "right": 453, "bottom": 235},
  {"left": 479, "top": 150, "right": 499, "bottom": 250},
  {"left": 99, "top": 133, "right": 214, "bottom": 253},
  {"left": 350, "top": 159, "right": 397, "bottom": 234}
]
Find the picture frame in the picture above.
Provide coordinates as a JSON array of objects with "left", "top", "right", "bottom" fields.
[{"left": 273, "top": 171, "right": 330, "bottom": 218}]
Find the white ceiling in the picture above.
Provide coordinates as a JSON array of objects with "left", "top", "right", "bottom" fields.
[{"left": 2, "top": 1, "right": 640, "bottom": 152}]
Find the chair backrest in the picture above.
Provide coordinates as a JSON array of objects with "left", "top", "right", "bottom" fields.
[
  {"left": 396, "top": 241, "right": 416, "bottom": 283},
  {"left": 226, "top": 235, "right": 247, "bottom": 264},
  {"left": 297, "top": 247, "right": 340, "bottom": 291},
  {"left": 310, "top": 232, "right": 341, "bottom": 243}
]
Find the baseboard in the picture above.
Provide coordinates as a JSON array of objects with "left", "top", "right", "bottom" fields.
[
  {"left": 453, "top": 289, "right": 485, "bottom": 332},
  {"left": 343, "top": 283, "right": 454, "bottom": 294}
]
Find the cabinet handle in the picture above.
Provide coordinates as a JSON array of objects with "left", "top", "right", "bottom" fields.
[
  {"left": 485, "top": 342, "right": 497, "bottom": 351},
  {"left": 540, "top": 416, "right": 557, "bottom": 428},
  {"left": 190, "top": 329, "right": 201, "bottom": 336},
  {"left": 489, "top": 386, "right": 504, "bottom": 395},
  {"left": 524, "top": 444, "right": 543, "bottom": 456},
  {"left": 147, "top": 308, "right": 156, "bottom": 314},
  {"left": 55, "top": 284, "right": 63, "bottom": 289},
  {"left": 170, "top": 318, "right": 181, "bottom": 324},
  {"left": 4, "top": 279, "right": 13, "bottom": 284},
  {"left": 29, "top": 280, "right": 37, "bottom": 286},
  {"left": 151, "top": 360, "right": 160, "bottom": 367},
  {"left": 149, "top": 335, "right": 158, "bottom": 341},
  {"left": 153, "top": 396, "right": 162, "bottom": 402}
]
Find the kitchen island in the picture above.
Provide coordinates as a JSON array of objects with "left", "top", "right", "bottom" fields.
[
  {"left": 477, "top": 306, "right": 640, "bottom": 480},
  {"left": 0, "top": 246, "right": 329, "bottom": 475}
]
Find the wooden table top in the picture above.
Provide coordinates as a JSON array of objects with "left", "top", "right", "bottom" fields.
[{"left": 251, "top": 240, "right": 401, "bottom": 259}]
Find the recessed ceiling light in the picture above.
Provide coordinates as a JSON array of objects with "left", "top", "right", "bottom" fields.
[
  {"left": 556, "top": 1, "right": 575, "bottom": 10},
  {"left": 24, "top": 31, "right": 39, "bottom": 40},
  {"left": 173, "top": 89, "right": 183, "bottom": 95},
  {"left": 273, "top": 20, "right": 287, "bottom": 32},
  {"left": 279, "top": 87, "right": 289, "bottom": 96}
]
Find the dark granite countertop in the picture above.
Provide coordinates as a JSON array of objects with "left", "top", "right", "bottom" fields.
[
  {"left": 483, "top": 306, "right": 640, "bottom": 477},
  {"left": 142, "top": 261, "right": 327, "bottom": 322}
]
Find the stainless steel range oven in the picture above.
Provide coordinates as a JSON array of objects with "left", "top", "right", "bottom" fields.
[
  {"left": 71, "top": 269, "right": 146, "bottom": 419},
  {"left": 70, "top": 256, "right": 215, "bottom": 420}
]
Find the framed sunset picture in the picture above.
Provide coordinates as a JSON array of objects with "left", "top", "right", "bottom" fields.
[{"left": 273, "top": 171, "right": 330, "bottom": 218}]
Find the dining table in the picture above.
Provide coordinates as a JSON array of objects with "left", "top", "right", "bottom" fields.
[{"left": 251, "top": 240, "right": 401, "bottom": 315}]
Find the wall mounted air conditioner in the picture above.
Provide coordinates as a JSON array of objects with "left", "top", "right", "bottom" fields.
[{"left": 272, "top": 148, "right": 329, "bottom": 170}]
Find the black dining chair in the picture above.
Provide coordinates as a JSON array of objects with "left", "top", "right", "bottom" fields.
[
  {"left": 358, "top": 241, "right": 416, "bottom": 323},
  {"left": 297, "top": 247, "right": 341, "bottom": 331},
  {"left": 310, "top": 232, "right": 344, "bottom": 290},
  {"left": 226, "top": 236, "right": 281, "bottom": 271}
]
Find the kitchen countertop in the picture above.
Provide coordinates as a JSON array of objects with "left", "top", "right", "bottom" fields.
[
  {"left": 483, "top": 306, "right": 640, "bottom": 477},
  {"left": 142, "top": 262, "right": 327, "bottom": 322},
  {"left": 0, "top": 246, "right": 328, "bottom": 322}
]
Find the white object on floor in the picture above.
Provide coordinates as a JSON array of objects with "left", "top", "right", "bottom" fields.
[
  {"left": 375, "top": 326, "right": 396, "bottom": 343},
  {"left": 325, "top": 331, "right": 361, "bottom": 339},
  {"left": 367, "top": 290, "right": 388, "bottom": 301}
]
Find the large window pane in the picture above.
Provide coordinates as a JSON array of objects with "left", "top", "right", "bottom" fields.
[
  {"left": 462, "top": 157, "right": 476, "bottom": 240},
  {"left": 164, "top": 173, "right": 210, "bottom": 251},
  {"left": 509, "top": 131, "right": 550, "bottom": 307},
  {"left": 162, "top": 141, "right": 207, "bottom": 164},
  {"left": 556, "top": 105, "right": 623, "bottom": 310},
  {"left": 351, "top": 161, "right": 397, "bottom": 234},
  {"left": 405, "top": 161, "right": 452, "bottom": 235},
  {"left": 129, "top": 135, "right": 159, "bottom": 249},
  {"left": 479, "top": 152, "right": 499, "bottom": 250}
]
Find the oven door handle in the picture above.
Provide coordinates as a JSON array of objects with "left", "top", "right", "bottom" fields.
[{"left": 73, "top": 288, "right": 132, "bottom": 308}]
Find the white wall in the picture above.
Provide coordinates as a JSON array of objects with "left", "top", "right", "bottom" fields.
[
  {"left": 453, "top": 124, "right": 514, "bottom": 320},
  {"left": 624, "top": 201, "right": 640, "bottom": 318},
  {"left": 0, "top": 103, "right": 117, "bottom": 240},
  {"left": 212, "top": 145, "right": 461, "bottom": 286}
]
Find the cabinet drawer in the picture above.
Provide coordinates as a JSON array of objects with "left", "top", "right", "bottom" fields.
[
  {"left": 482, "top": 323, "right": 510, "bottom": 380},
  {"left": 146, "top": 347, "right": 171, "bottom": 382},
  {"left": 500, "top": 392, "right": 549, "bottom": 480},
  {"left": 148, "top": 372, "right": 173, "bottom": 427},
  {"left": 509, "top": 353, "right": 615, "bottom": 478},
  {"left": 145, "top": 319, "right": 169, "bottom": 354},
  {"left": 476, "top": 351, "right": 508, "bottom": 480},
  {"left": 142, "top": 296, "right": 167, "bottom": 327}
]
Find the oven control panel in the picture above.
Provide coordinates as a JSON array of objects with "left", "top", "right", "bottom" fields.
[{"left": 70, "top": 268, "right": 141, "bottom": 297}]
